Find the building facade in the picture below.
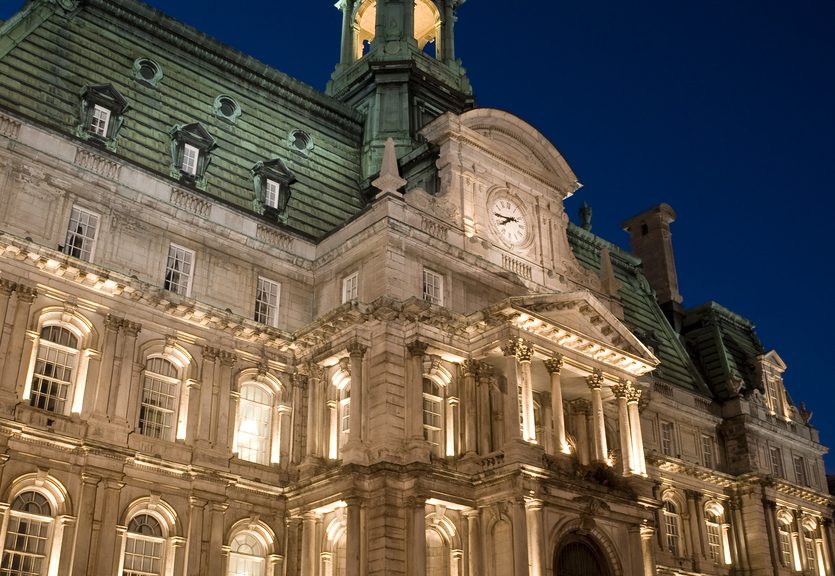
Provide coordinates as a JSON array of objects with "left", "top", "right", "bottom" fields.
[{"left": 0, "top": 1, "right": 831, "bottom": 575}]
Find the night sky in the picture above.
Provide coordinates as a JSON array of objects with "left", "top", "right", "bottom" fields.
[{"left": 2, "top": 1, "right": 833, "bottom": 471}]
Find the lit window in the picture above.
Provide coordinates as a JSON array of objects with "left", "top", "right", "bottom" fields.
[
  {"left": 63, "top": 206, "right": 99, "bottom": 262},
  {"left": 663, "top": 500, "right": 681, "bottom": 557},
  {"left": 254, "top": 277, "right": 280, "bottom": 327},
  {"left": 123, "top": 514, "right": 164, "bottom": 576},
  {"left": 29, "top": 326, "right": 79, "bottom": 414},
  {"left": 0, "top": 491, "right": 53, "bottom": 575},
  {"left": 703, "top": 505, "right": 729, "bottom": 565},
  {"left": 163, "top": 244, "right": 195, "bottom": 296},
  {"left": 138, "top": 357, "right": 180, "bottom": 440},
  {"left": 181, "top": 144, "right": 199, "bottom": 175},
  {"left": 227, "top": 532, "right": 266, "bottom": 576},
  {"left": 766, "top": 378, "right": 783, "bottom": 415},
  {"left": 770, "top": 447, "right": 784, "bottom": 478},
  {"left": 701, "top": 434, "right": 715, "bottom": 469},
  {"left": 342, "top": 272, "right": 358, "bottom": 303},
  {"left": 236, "top": 384, "right": 273, "bottom": 465},
  {"left": 422, "top": 378, "right": 443, "bottom": 453},
  {"left": 422, "top": 268, "right": 443, "bottom": 305},
  {"left": 778, "top": 524, "right": 793, "bottom": 567},
  {"left": 793, "top": 455, "right": 808, "bottom": 486},
  {"left": 89, "top": 105, "right": 110, "bottom": 137},
  {"left": 660, "top": 421, "right": 675, "bottom": 457},
  {"left": 265, "top": 179, "right": 281, "bottom": 209},
  {"left": 339, "top": 386, "right": 350, "bottom": 447}
]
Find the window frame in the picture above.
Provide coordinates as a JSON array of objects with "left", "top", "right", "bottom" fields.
[
  {"left": 769, "top": 446, "right": 784, "bottom": 478},
  {"left": 63, "top": 205, "right": 100, "bottom": 262},
  {"left": 181, "top": 143, "right": 199, "bottom": 176},
  {"left": 662, "top": 500, "right": 682, "bottom": 557},
  {"left": 250, "top": 159, "right": 296, "bottom": 222},
  {"left": 422, "top": 268, "right": 443, "bottom": 306},
  {"left": 163, "top": 243, "right": 195, "bottom": 297},
  {"left": 660, "top": 421, "right": 675, "bottom": 457},
  {"left": 422, "top": 377, "right": 444, "bottom": 454},
  {"left": 0, "top": 490, "right": 55, "bottom": 576},
  {"left": 342, "top": 272, "right": 359, "bottom": 304},
  {"left": 701, "top": 434, "right": 715, "bottom": 469},
  {"left": 793, "top": 455, "right": 808, "bottom": 486},
  {"left": 254, "top": 276, "right": 280, "bottom": 328},
  {"left": 168, "top": 123, "right": 216, "bottom": 190},
  {"left": 137, "top": 356, "right": 182, "bottom": 442},
  {"left": 235, "top": 383, "right": 274, "bottom": 466},
  {"left": 76, "top": 83, "right": 129, "bottom": 150}
]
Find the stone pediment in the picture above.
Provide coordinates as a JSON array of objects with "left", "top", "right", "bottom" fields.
[{"left": 493, "top": 292, "right": 659, "bottom": 376}]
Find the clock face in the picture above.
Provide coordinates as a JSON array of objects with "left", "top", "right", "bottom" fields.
[{"left": 491, "top": 197, "right": 528, "bottom": 245}]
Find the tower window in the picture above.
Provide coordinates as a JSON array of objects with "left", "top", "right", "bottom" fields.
[
  {"left": 701, "top": 434, "right": 715, "bottom": 468},
  {"left": 793, "top": 455, "right": 808, "bottom": 486},
  {"left": 251, "top": 159, "right": 296, "bottom": 222}
]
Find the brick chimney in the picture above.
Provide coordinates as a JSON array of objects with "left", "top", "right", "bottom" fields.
[{"left": 622, "top": 203, "right": 684, "bottom": 331}]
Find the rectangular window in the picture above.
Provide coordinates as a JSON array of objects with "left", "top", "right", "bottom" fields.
[
  {"left": 779, "top": 527, "right": 792, "bottom": 566},
  {"left": 63, "top": 206, "right": 99, "bottom": 262},
  {"left": 182, "top": 143, "right": 199, "bottom": 175},
  {"left": 163, "top": 243, "right": 195, "bottom": 296},
  {"left": 702, "top": 434, "right": 715, "bottom": 468},
  {"left": 706, "top": 521, "right": 722, "bottom": 562},
  {"left": 663, "top": 503, "right": 680, "bottom": 556},
  {"left": 660, "top": 421, "right": 675, "bottom": 456},
  {"left": 90, "top": 104, "right": 111, "bottom": 137},
  {"left": 422, "top": 268, "right": 443, "bottom": 305},
  {"left": 766, "top": 378, "right": 781, "bottom": 414},
  {"left": 265, "top": 179, "right": 281, "bottom": 209},
  {"left": 254, "top": 277, "right": 280, "bottom": 327},
  {"left": 770, "top": 447, "right": 784, "bottom": 478},
  {"left": 793, "top": 455, "right": 807, "bottom": 486},
  {"left": 342, "top": 272, "right": 359, "bottom": 303}
]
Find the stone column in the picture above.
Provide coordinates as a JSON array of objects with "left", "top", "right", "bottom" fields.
[
  {"left": 477, "top": 364, "right": 492, "bottom": 455},
  {"left": 2, "top": 285, "right": 36, "bottom": 398},
  {"left": 300, "top": 511, "right": 321, "bottom": 576},
  {"left": 70, "top": 474, "right": 100, "bottom": 576},
  {"left": 170, "top": 536, "right": 187, "bottom": 576},
  {"left": 586, "top": 370, "right": 608, "bottom": 463},
  {"left": 346, "top": 341, "right": 366, "bottom": 450},
  {"left": 278, "top": 405, "right": 293, "bottom": 467},
  {"left": 510, "top": 498, "right": 529, "bottom": 576},
  {"left": 304, "top": 363, "right": 324, "bottom": 461},
  {"left": 447, "top": 396, "right": 460, "bottom": 457},
  {"left": 465, "top": 509, "right": 481, "bottom": 576},
  {"left": 501, "top": 340, "right": 522, "bottom": 445},
  {"left": 284, "top": 518, "right": 302, "bottom": 576},
  {"left": 525, "top": 499, "right": 544, "bottom": 576},
  {"left": 409, "top": 496, "right": 426, "bottom": 576},
  {"left": 337, "top": 0, "right": 355, "bottom": 64},
  {"left": 207, "top": 503, "right": 228, "bottom": 575},
  {"left": 345, "top": 496, "right": 362, "bottom": 576},
  {"left": 685, "top": 490, "right": 704, "bottom": 569},
  {"left": 54, "top": 515, "right": 77, "bottom": 576},
  {"left": 95, "top": 479, "right": 124, "bottom": 576},
  {"left": 196, "top": 346, "right": 218, "bottom": 444},
  {"left": 112, "top": 320, "right": 140, "bottom": 423},
  {"left": 544, "top": 355, "right": 568, "bottom": 455},
  {"left": 92, "top": 314, "right": 121, "bottom": 417},
  {"left": 639, "top": 522, "right": 657, "bottom": 576},
  {"left": 821, "top": 518, "right": 834, "bottom": 576},
  {"left": 571, "top": 399, "right": 592, "bottom": 466},
  {"left": 762, "top": 500, "right": 780, "bottom": 571},
  {"left": 0, "top": 279, "right": 14, "bottom": 353},
  {"left": 627, "top": 385, "right": 646, "bottom": 475},
  {"left": 185, "top": 496, "right": 206, "bottom": 576},
  {"left": 184, "top": 378, "right": 202, "bottom": 445},
  {"left": 462, "top": 360, "right": 478, "bottom": 455},
  {"left": 612, "top": 380, "right": 633, "bottom": 474},
  {"left": 407, "top": 341, "right": 428, "bottom": 443},
  {"left": 514, "top": 340, "right": 535, "bottom": 443},
  {"left": 216, "top": 352, "right": 237, "bottom": 450}
]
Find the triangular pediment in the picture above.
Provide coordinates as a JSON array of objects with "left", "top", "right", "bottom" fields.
[{"left": 489, "top": 292, "right": 659, "bottom": 376}]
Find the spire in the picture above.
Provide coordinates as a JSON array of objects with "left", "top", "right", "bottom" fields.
[{"left": 372, "top": 138, "right": 407, "bottom": 199}]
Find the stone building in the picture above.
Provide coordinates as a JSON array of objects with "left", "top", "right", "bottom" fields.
[{"left": 0, "top": 1, "right": 831, "bottom": 575}]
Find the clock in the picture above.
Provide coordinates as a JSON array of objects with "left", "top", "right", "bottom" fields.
[{"left": 490, "top": 196, "right": 529, "bottom": 246}]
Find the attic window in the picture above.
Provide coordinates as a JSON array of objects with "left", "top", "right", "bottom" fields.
[
  {"left": 251, "top": 158, "right": 296, "bottom": 223},
  {"left": 75, "top": 84, "right": 129, "bottom": 151},
  {"left": 288, "top": 129, "right": 313, "bottom": 155},
  {"left": 214, "top": 95, "right": 241, "bottom": 123},
  {"left": 133, "top": 58, "right": 163, "bottom": 87},
  {"left": 168, "top": 123, "right": 217, "bottom": 190}
]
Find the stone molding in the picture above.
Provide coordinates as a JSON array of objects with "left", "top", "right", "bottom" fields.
[
  {"left": 74, "top": 148, "right": 121, "bottom": 180},
  {"left": 170, "top": 187, "right": 211, "bottom": 218}
]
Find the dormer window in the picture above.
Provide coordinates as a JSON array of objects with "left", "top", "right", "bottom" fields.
[
  {"left": 251, "top": 158, "right": 296, "bottom": 223},
  {"left": 168, "top": 123, "right": 216, "bottom": 190},
  {"left": 76, "top": 84, "right": 129, "bottom": 151}
]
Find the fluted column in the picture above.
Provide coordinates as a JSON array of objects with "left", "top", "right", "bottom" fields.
[
  {"left": 345, "top": 496, "right": 362, "bottom": 576},
  {"left": 586, "top": 370, "right": 608, "bottom": 463},
  {"left": 2, "top": 285, "right": 36, "bottom": 398},
  {"left": 207, "top": 503, "right": 228, "bottom": 575},
  {"left": 346, "top": 341, "right": 366, "bottom": 449},
  {"left": 185, "top": 496, "right": 206, "bottom": 576},
  {"left": 612, "top": 381, "right": 633, "bottom": 475},
  {"left": 502, "top": 340, "right": 523, "bottom": 444},
  {"left": 92, "top": 315, "right": 121, "bottom": 417},
  {"left": 526, "top": 499, "right": 545, "bottom": 576},
  {"left": 544, "top": 355, "right": 568, "bottom": 455},
  {"left": 477, "top": 363, "right": 492, "bottom": 454},
  {"left": 95, "top": 479, "right": 124, "bottom": 575},
  {"left": 70, "top": 474, "right": 100, "bottom": 576},
  {"left": 571, "top": 399, "right": 592, "bottom": 465},
  {"left": 465, "top": 509, "right": 481, "bottom": 576},
  {"left": 462, "top": 360, "right": 478, "bottom": 455},
  {"left": 112, "top": 320, "right": 140, "bottom": 423},
  {"left": 300, "top": 511, "right": 321, "bottom": 576},
  {"left": 627, "top": 385, "right": 646, "bottom": 474},
  {"left": 409, "top": 496, "right": 427, "bottom": 576}
]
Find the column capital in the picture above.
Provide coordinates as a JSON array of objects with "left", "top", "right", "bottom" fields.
[
  {"left": 202, "top": 345, "right": 220, "bottom": 361},
  {"left": 524, "top": 498, "right": 544, "bottom": 512},
  {"left": 80, "top": 473, "right": 101, "bottom": 486},
  {"left": 464, "top": 508, "right": 481, "bottom": 520},
  {"left": 407, "top": 494, "right": 428, "bottom": 508},
  {"left": 14, "top": 284, "right": 38, "bottom": 303},
  {"left": 0, "top": 278, "right": 15, "bottom": 296},
  {"left": 104, "top": 314, "right": 123, "bottom": 332},
  {"left": 586, "top": 369, "right": 604, "bottom": 390},
  {"left": 347, "top": 339, "right": 367, "bottom": 358},
  {"left": 685, "top": 489, "right": 703, "bottom": 502},
  {"left": 571, "top": 398, "right": 592, "bottom": 414},
  {"left": 543, "top": 354, "right": 564, "bottom": 374},
  {"left": 219, "top": 351, "right": 237, "bottom": 366},
  {"left": 503, "top": 337, "right": 533, "bottom": 362},
  {"left": 407, "top": 340, "right": 429, "bottom": 358},
  {"left": 188, "top": 495, "right": 208, "bottom": 508},
  {"left": 639, "top": 519, "right": 655, "bottom": 540},
  {"left": 626, "top": 384, "right": 642, "bottom": 404},
  {"left": 612, "top": 379, "right": 632, "bottom": 399},
  {"left": 122, "top": 320, "right": 142, "bottom": 337},
  {"left": 303, "top": 511, "right": 322, "bottom": 521},
  {"left": 462, "top": 358, "right": 479, "bottom": 377}
]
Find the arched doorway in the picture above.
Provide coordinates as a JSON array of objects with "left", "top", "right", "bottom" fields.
[{"left": 554, "top": 536, "right": 611, "bottom": 576}]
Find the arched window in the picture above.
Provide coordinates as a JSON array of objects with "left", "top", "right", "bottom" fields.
[
  {"left": 662, "top": 500, "right": 682, "bottom": 557},
  {"left": 776, "top": 509, "right": 797, "bottom": 569},
  {"left": 227, "top": 532, "right": 266, "bottom": 576},
  {"left": 123, "top": 514, "right": 166, "bottom": 576},
  {"left": 139, "top": 357, "right": 181, "bottom": 440},
  {"left": 703, "top": 500, "right": 730, "bottom": 566},
  {"left": 426, "top": 529, "right": 449, "bottom": 576},
  {"left": 423, "top": 378, "right": 444, "bottom": 453},
  {"left": 236, "top": 384, "right": 273, "bottom": 465},
  {"left": 0, "top": 491, "right": 54, "bottom": 575},
  {"left": 29, "top": 326, "right": 78, "bottom": 414}
]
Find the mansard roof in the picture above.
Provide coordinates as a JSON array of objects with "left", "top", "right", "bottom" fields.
[
  {"left": 566, "top": 223, "right": 709, "bottom": 395},
  {"left": 681, "top": 301, "right": 767, "bottom": 401},
  {"left": 0, "top": 0, "right": 365, "bottom": 239}
]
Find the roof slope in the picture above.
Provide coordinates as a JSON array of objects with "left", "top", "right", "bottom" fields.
[{"left": 0, "top": 0, "right": 365, "bottom": 239}]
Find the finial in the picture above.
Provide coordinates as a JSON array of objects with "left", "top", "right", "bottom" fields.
[
  {"left": 579, "top": 201, "right": 592, "bottom": 231},
  {"left": 372, "top": 138, "right": 407, "bottom": 199}
]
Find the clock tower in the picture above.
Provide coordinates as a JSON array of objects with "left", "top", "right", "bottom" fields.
[{"left": 327, "top": 0, "right": 473, "bottom": 181}]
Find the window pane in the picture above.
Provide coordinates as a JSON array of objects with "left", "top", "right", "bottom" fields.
[
  {"left": 63, "top": 206, "right": 99, "bottom": 262},
  {"left": 89, "top": 104, "right": 111, "bottom": 137},
  {"left": 164, "top": 244, "right": 194, "bottom": 296},
  {"left": 237, "top": 385, "right": 273, "bottom": 465},
  {"left": 182, "top": 144, "right": 199, "bottom": 175},
  {"left": 30, "top": 328, "right": 78, "bottom": 414},
  {"left": 254, "top": 277, "right": 279, "bottom": 327},
  {"left": 422, "top": 269, "right": 442, "bottom": 305},
  {"left": 1, "top": 493, "right": 52, "bottom": 576},
  {"left": 342, "top": 273, "right": 358, "bottom": 303},
  {"left": 139, "top": 359, "right": 179, "bottom": 440},
  {"left": 265, "top": 179, "right": 280, "bottom": 209}
]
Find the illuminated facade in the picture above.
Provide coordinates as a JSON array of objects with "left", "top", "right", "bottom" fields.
[{"left": 0, "top": 1, "right": 831, "bottom": 575}]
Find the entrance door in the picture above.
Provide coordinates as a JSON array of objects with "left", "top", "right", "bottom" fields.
[{"left": 555, "top": 540, "right": 609, "bottom": 576}]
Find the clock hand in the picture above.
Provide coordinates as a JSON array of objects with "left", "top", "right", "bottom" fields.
[{"left": 494, "top": 213, "right": 518, "bottom": 225}]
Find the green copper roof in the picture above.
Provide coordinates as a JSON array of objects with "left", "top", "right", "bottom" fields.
[{"left": 0, "top": 0, "right": 366, "bottom": 239}]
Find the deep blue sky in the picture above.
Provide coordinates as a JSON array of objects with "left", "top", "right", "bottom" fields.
[{"left": 3, "top": 1, "right": 833, "bottom": 471}]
